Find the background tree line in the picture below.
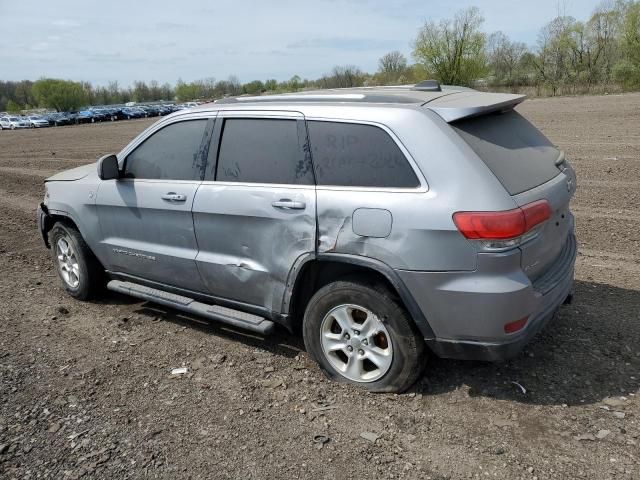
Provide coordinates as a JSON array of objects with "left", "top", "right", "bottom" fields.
[{"left": 2, "top": 0, "right": 639, "bottom": 112}]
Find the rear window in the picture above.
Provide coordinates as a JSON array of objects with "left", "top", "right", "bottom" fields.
[
  {"left": 307, "top": 121, "right": 419, "bottom": 188},
  {"left": 451, "top": 110, "right": 561, "bottom": 195}
]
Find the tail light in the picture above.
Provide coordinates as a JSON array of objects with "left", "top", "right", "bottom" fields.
[
  {"left": 504, "top": 316, "right": 529, "bottom": 334},
  {"left": 453, "top": 200, "right": 552, "bottom": 250}
]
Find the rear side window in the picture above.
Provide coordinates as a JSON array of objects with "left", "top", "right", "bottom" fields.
[
  {"left": 307, "top": 121, "right": 419, "bottom": 188},
  {"left": 215, "top": 118, "right": 313, "bottom": 185},
  {"left": 125, "top": 120, "right": 208, "bottom": 180},
  {"left": 451, "top": 111, "right": 561, "bottom": 195}
]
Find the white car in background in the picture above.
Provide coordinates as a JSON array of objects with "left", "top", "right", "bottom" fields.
[
  {"left": 0, "top": 116, "right": 30, "bottom": 130},
  {"left": 27, "top": 115, "right": 50, "bottom": 128}
]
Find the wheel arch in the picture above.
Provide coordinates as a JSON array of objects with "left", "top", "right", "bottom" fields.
[
  {"left": 283, "top": 253, "right": 435, "bottom": 340},
  {"left": 39, "top": 205, "right": 97, "bottom": 262}
]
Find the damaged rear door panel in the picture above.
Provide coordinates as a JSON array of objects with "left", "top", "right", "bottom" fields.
[{"left": 192, "top": 111, "right": 316, "bottom": 313}]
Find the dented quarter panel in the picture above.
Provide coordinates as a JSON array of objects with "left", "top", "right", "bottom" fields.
[{"left": 310, "top": 107, "right": 516, "bottom": 271}]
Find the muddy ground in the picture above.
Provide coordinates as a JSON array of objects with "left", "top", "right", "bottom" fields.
[{"left": 0, "top": 94, "right": 638, "bottom": 479}]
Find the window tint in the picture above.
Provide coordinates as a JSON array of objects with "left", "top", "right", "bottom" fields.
[
  {"left": 215, "top": 118, "right": 313, "bottom": 184},
  {"left": 125, "top": 120, "right": 208, "bottom": 180},
  {"left": 451, "top": 111, "right": 560, "bottom": 195},
  {"left": 307, "top": 121, "right": 419, "bottom": 188}
]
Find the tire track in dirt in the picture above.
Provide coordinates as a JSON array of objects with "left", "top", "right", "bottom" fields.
[{"left": 0, "top": 166, "right": 58, "bottom": 178}]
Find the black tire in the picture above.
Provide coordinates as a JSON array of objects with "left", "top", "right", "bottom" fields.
[
  {"left": 48, "top": 222, "right": 104, "bottom": 300},
  {"left": 303, "top": 279, "right": 426, "bottom": 393}
]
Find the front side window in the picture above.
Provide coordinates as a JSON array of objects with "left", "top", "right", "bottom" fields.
[
  {"left": 124, "top": 120, "right": 208, "bottom": 180},
  {"left": 215, "top": 118, "right": 313, "bottom": 185},
  {"left": 307, "top": 121, "right": 419, "bottom": 188}
]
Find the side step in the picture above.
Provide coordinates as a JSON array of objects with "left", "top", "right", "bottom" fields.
[{"left": 107, "top": 280, "right": 275, "bottom": 335}]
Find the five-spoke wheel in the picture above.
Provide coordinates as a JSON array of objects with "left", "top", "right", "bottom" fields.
[
  {"left": 303, "top": 279, "right": 426, "bottom": 392},
  {"left": 56, "top": 237, "right": 80, "bottom": 288},
  {"left": 320, "top": 304, "right": 393, "bottom": 382}
]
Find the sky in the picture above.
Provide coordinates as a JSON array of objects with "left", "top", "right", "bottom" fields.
[{"left": 0, "top": 0, "right": 603, "bottom": 86}]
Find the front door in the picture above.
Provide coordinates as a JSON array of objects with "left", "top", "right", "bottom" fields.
[
  {"left": 95, "top": 117, "right": 213, "bottom": 292},
  {"left": 192, "top": 112, "right": 316, "bottom": 313}
]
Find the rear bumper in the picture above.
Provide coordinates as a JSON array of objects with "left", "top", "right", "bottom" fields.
[{"left": 398, "top": 233, "right": 577, "bottom": 361}]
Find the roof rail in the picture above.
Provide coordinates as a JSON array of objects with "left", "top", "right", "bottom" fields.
[
  {"left": 412, "top": 80, "right": 442, "bottom": 92},
  {"left": 215, "top": 93, "right": 424, "bottom": 104}
]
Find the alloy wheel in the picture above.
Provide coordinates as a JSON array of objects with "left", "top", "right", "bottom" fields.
[
  {"left": 319, "top": 304, "right": 393, "bottom": 382},
  {"left": 56, "top": 237, "right": 80, "bottom": 288}
]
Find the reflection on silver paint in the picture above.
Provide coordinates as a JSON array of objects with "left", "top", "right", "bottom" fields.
[{"left": 94, "top": 179, "right": 206, "bottom": 293}]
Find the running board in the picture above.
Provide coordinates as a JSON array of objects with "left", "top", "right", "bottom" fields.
[{"left": 107, "top": 280, "right": 275, "bottom": 335}]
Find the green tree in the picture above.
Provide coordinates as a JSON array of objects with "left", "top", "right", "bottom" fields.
[
  {"left": 243, "top": 80, "right": 265, "bottom": 95},
  {"left": 32, "top": 79, "right": 87, "bottom": 111},
  {"left": 264, "top": 79, "right": 278, "bottom": 91},
  {"left": 6, "top": 100, "right": 22, "bottom": 113},
  {"left": 412, "top": 7, "right": 487, "bottom": 85},
  {"left": 175, "top": 79, "right": 200, "bottom": 101},
  {"left": 622, "top": 1, "right": 640, "bottom": 65}
]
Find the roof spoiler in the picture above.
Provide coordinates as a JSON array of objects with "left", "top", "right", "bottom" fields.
[{"left": 424, "top": 92, "right": 526, "bottom": 122}]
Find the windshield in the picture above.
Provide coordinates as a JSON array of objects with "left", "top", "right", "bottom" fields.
[{"left": 9, "top": 117, "right": 19, "bottom": 121}]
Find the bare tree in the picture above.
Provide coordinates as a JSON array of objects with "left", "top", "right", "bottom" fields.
[
  {"left": 487, "top": 31, "right": 528, "bottom": 86},
  {"left": 378, "top": 51, "right": 408, "bottom": 75}
]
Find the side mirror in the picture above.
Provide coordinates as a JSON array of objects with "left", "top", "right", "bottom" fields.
[{"left": 97, "top": 154, "right": 120, "bottom": 180}]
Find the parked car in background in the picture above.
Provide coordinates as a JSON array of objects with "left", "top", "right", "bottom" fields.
[
  {"left": 121, "top": 107, "right": 146, "bottom": 119},
  {"left": 76, "top": 110, "right": 96, "bottom": 124},
  {"left": 105, "top": 107, "right": 127, "bottom": 121},
  {"left": 89, "top": 109, "right": 111, "bottom": 122},
  {"left": 37, "top": 82, "right": 577, "bottom": 393},
  {"left": 0, "top": 116, "right": 30, "bottom": 129},
  {"left": 27, "top": 115, "right": 50, "bottom": 128},
  {"left": 46, "top": 112, "right": 74, "bottom": 126},
  {"left": 138, "top": 105, "right": 159, "bottom": 117}
]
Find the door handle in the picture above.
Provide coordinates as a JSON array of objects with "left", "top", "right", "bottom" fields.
[
  {"left": 161, "top": 192, "right": 187, "bottom": 202},
  {"left": 272, "top": 199, "right": 306, "bottom": 210}
]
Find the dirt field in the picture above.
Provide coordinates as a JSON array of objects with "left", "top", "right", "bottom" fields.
[{"left": 0, "top": 94, "right": 638, "bottom": 480}]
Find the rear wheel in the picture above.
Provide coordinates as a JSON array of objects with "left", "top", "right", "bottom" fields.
[
  {"left": 303, "top": 280, "right": 426, "bottom": 393},
  {"left": 49, "top": 223, "right": 104, "bottom": 300}
]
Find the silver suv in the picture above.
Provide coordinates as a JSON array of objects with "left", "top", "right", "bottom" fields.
[{"left": 37, "top": 83, "right": 577, "bottom": 392}]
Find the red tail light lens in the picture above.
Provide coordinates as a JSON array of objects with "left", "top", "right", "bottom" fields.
[
  {"left": 522, "top": 200, "right": 553, "bottom": 231},
  {"left": 453, "top": 200, "right": 552, "bottom": 240},
  {"left": 504, "top": 316, "right": 529, "bottom": 334}
]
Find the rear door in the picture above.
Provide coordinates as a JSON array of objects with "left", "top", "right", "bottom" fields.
[
  {"left": 95, "top": 117, "right": 214, "bottom": 291},
  {"left": 192, "top": 111, "right": 316, "bottom": 312}
]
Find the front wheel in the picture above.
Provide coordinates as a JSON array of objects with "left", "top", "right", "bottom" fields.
[
  {"left": 303, "top": 280, "right": 426, "bottom": 393},
  {"left": 49, "top": 223, "right": 104, "bottom": 300}
]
